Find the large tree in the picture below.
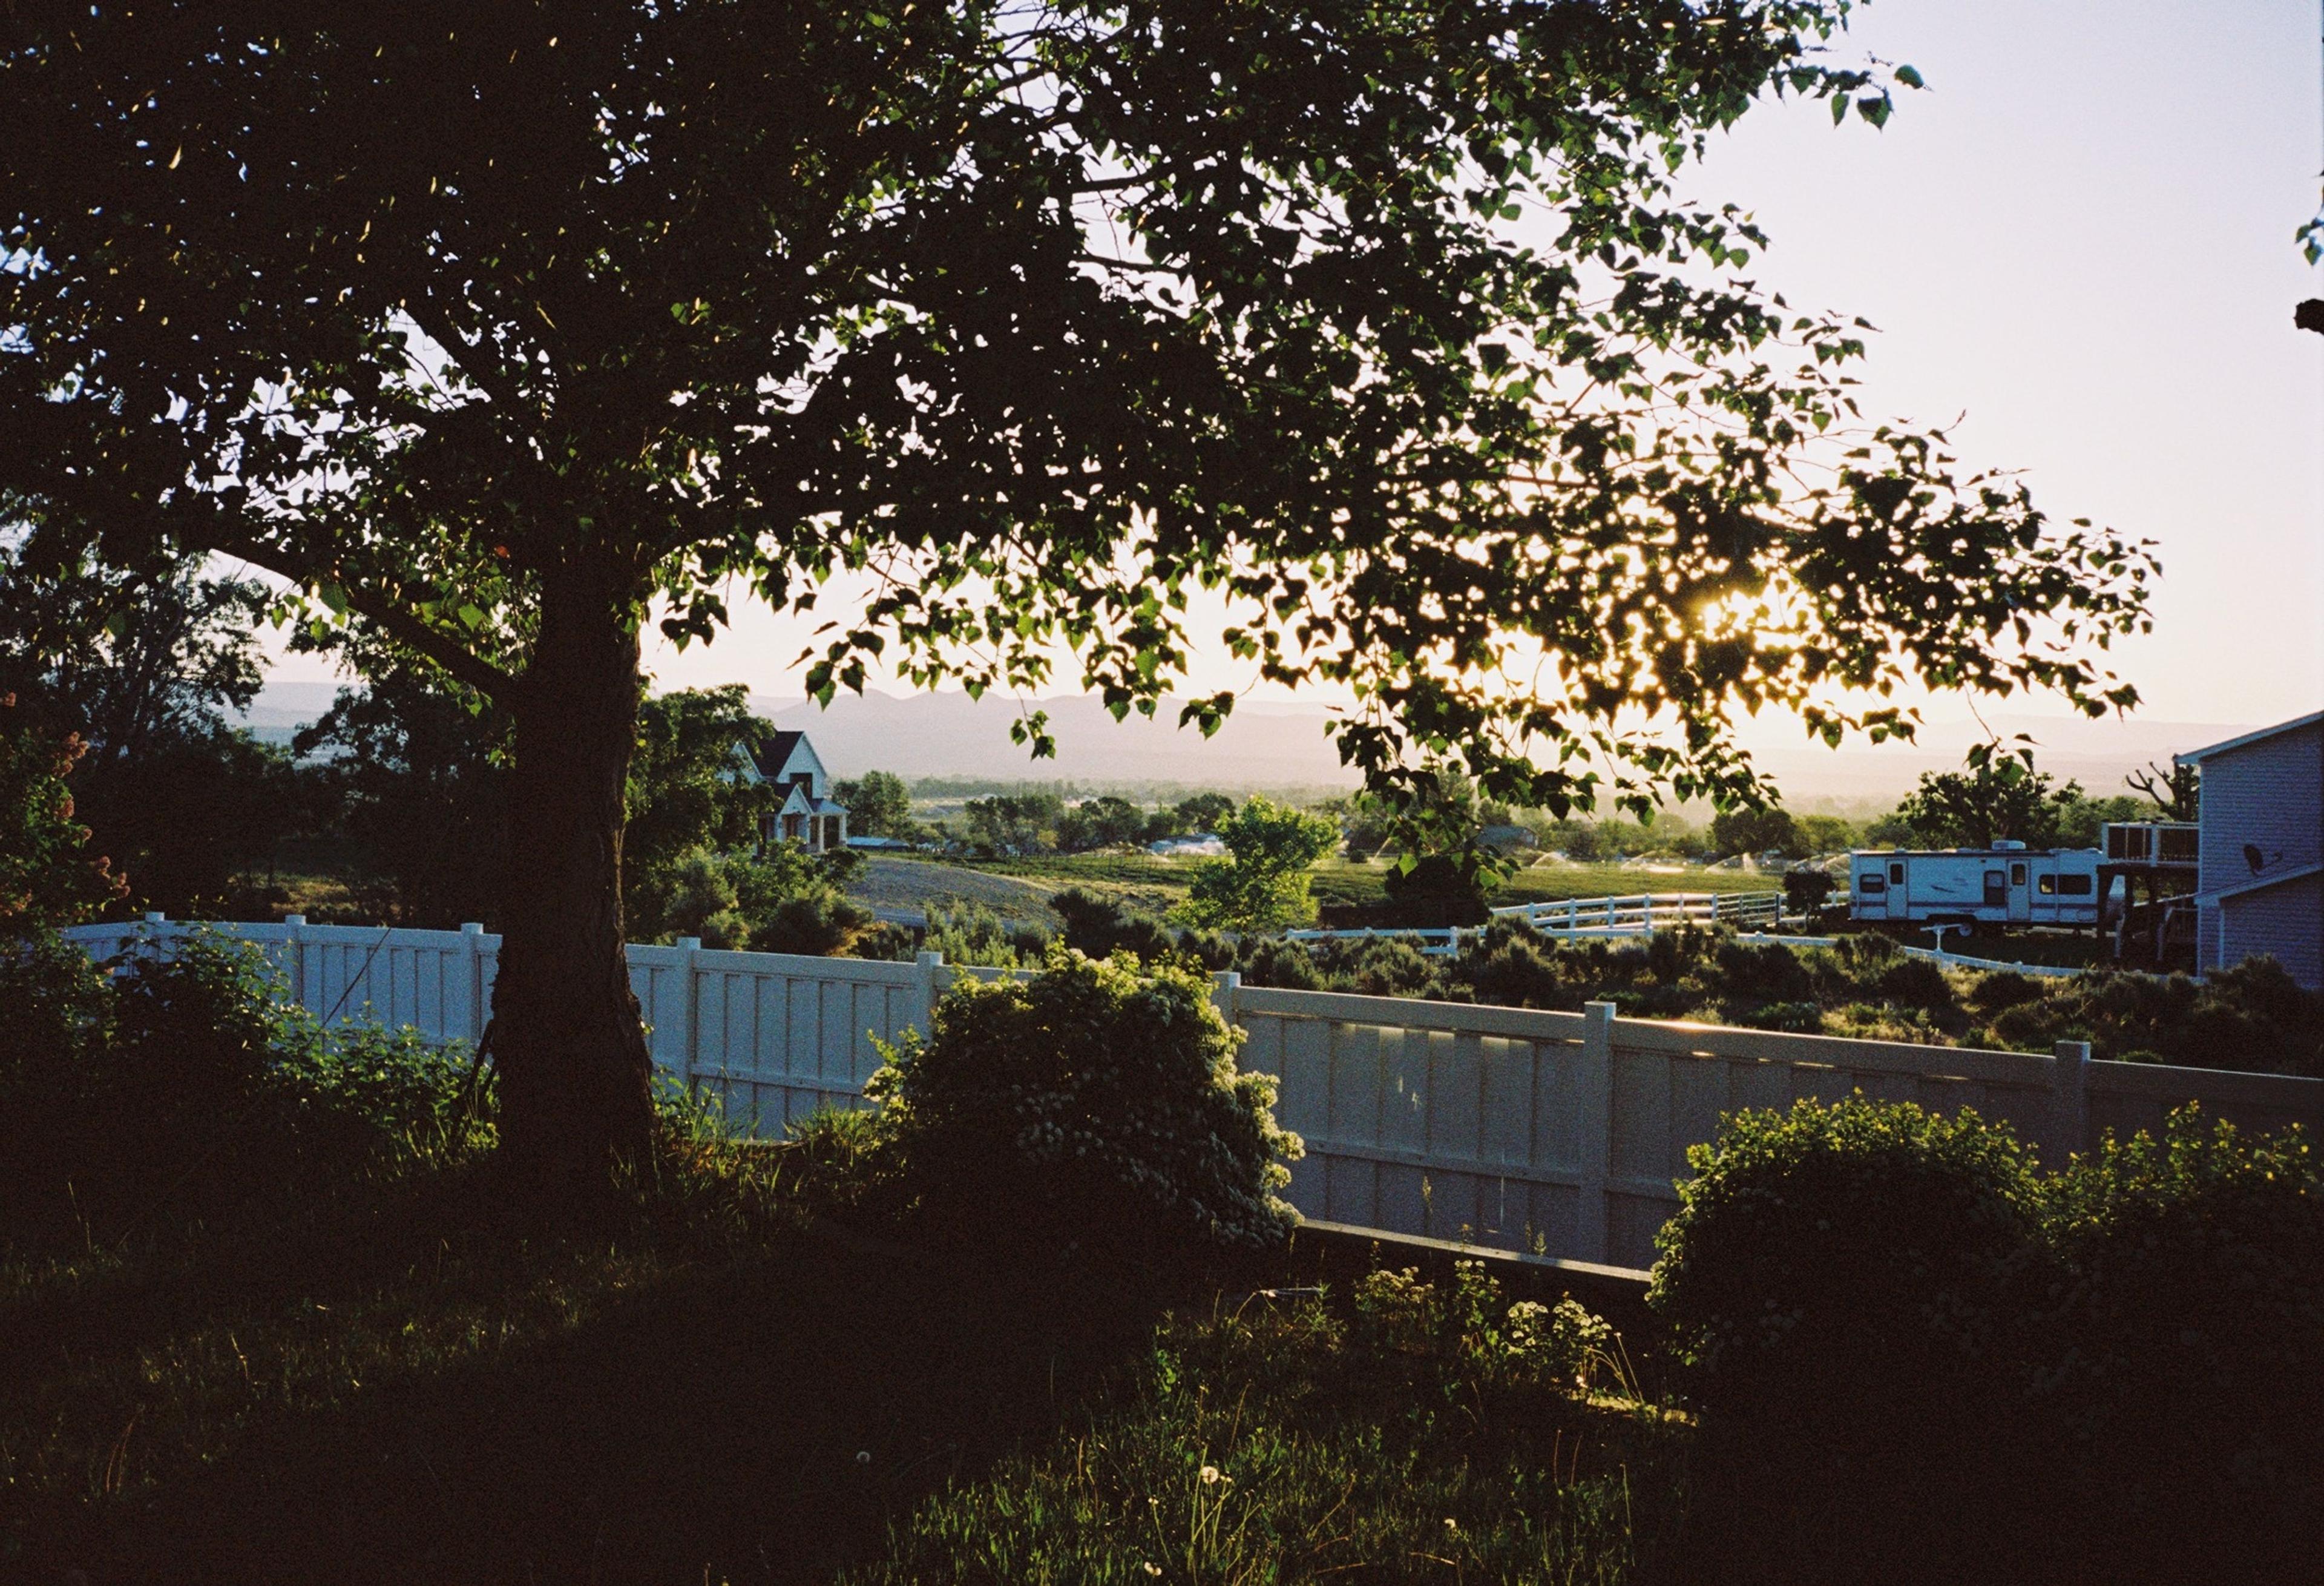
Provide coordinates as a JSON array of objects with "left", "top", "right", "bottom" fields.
[
  {"left": 1894, "top": 750, "right": 2084, "bottom": 851},
  {"left": 2, "top": 2, "right": 2152, "bottom": 1188}
]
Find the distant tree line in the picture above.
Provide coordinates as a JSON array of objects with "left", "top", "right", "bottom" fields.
[{"left": 0, "top": 541, "right": 2194, "bottom": 938}]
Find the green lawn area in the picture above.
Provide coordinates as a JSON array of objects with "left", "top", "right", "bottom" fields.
[{"left": 0, "top": 1137, "right": 1675, "bottom": 1585}]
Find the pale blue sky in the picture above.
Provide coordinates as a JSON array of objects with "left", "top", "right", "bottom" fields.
[{"left": 266, "top": 0, "right": 2324, "bottom": 731}]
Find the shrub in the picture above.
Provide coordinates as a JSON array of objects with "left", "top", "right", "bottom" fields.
[
  {"left": 865, "top": 949, "right": 1301, "bottom": 1287},
  {"left": 1354, "top": 1262, "right": 1612, "bottom": 1398},
  {"left": 921, "top": 898, "right": 1050, "bottom": 968},
  {"left": 1968, "top": 967, "right": 2046, "bottom": 1012},
  {"left": 2, "top": 930, "right": 485, "bottom": 1247},
  {"left": 1733, "top": 1000, "right": 1822, "bottom": 1034},
  {"left": 1049, "top": 886, "right": 1178, "bottom": 961},
  {"left": 631, "top": 840, "right": 876, "bottom": 954},
  {"left": 1874, "top": 954, "right": 1955, "bottom": 1012},
  {"left": 0, "top": 925, "right": 112, "bottom": 1084},
  {"left": 2037, "top": 1110, "right": 2323, "bottom": 1570},
  {"left": 1456, "top": 924, "right": 1574, "bottom": 1010},
  {"left": 1781, "top": 866, "right": 1836, "bottom": 922},
  {"left": 1714, "top": 939, "right": 1814, "bottom": 1004},
  {"left": 1651, "top": 1097, "right": 2323, "bottom": 1581},
  {"left": 1648, "top": 1097, "right": 2040, "bottom": 1420},
  {"left": 1234, "top": 935, "right": 1326, "bottom": 991}
]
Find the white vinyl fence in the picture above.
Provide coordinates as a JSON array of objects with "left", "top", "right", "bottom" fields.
[{"left": 67, "top": 916, "right": 2324, "bottom": 1272}]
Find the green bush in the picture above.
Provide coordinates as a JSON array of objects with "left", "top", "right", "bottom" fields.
[
  {"left": 1049, "top": 886, "right": 1178, "bottom": 962},
  {"left": 920, "top": 898, "right": 1051, "bottom": 968},
  {"left": 1874, "top": 954, "right": 1955, "bottom": 1012},
  {"left": 1968, "top": 967, "right": 2047, "bottom": 1012},
  {"left": 865, "top": 949, "right": 1301, "bottom": 1286},
  {"left": 1354, "top": 1262, "right": 1612, "bottom": 1398},
  {"left": 1732, "top": 999, "right": 1823, "bottom": 1033},
  {"left": 1714, "top": 939, "right": 1814, "bottom": 1004},
  {"left": 1648, "top": 1097, "right": 2040, "bottom": 1420},
  {"left": 2037, "top": 1110, "right": 2323, "bottom": 1568},
  {"left": 1, "top": 930, "right": 487, "bottom": 1249},
  {"left": 1651, "top": 1096, "right": 2322, "bottom": 1582}
]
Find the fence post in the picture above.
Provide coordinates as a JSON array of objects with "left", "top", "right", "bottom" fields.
[
  {"left": 672, "top": 936, "right": 702, "bottom": 1094},
  {"left": 460, "top": 923, "right": 485, "bottom": 1044},
  {"left": 1577, "top": 1001, "right": 1617, "bottom": 1264},
  {"left": 2051, "top": 1039, "right": 2091, "bottom": 1168},
  {"left": 1212, "top": 969, "right": 1241, "bottom": 1030},
  {"left": 283, "top": 914, "right": 307, "bottom": 1009},
  {"left": 913, "top": 950, "right": 945, "bottom": 1038}
]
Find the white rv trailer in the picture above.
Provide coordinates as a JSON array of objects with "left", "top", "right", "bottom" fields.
[{"left": 1848, "top": 843, "right": 2104, "bottom": 932}]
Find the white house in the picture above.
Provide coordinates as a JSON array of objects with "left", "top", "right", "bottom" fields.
[
  {"left": 732, "top": 730, "right": 849, "bottom": 854},
  {"left": 2176, "top": 711, "right": 2323, "bottom": 990}
]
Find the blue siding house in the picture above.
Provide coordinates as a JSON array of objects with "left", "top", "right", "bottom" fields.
[{"left": 2177, "top": 711, "right": 2323, "bottom": 990}]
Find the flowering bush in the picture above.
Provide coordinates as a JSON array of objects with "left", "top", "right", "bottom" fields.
[
  {"left": 1354, "top": 1260, "right": 1612, "bottom": 1397},
  {"left": 865, "top": 947, "right": 1301, "bottom": 1286}
]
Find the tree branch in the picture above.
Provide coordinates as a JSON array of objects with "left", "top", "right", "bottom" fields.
[
  {"left": 403, "top": 294, "right": 548, "bottom": 430},
  {"left": 209, "top": 535, "right": 517, "bottom": 702}
]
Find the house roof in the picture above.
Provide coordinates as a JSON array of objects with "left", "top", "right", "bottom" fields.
[
  {"left": 2175, "top": 710, "right": 2324, "bottom": 767},
  {"left": 2195, "top": 861, "right": 2324, "bottom": 907},
  {"left": 751, "top": 729, "right": 809, "bottom": 779}
]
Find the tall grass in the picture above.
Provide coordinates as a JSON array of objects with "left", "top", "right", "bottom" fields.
[{"left": 849, "top": 1282, "right": 1680, "bottom": 1586}]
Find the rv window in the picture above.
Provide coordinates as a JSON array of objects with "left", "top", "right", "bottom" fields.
[
  {"left": 1859, "top": 875, "right": 1886, "bottom": 895},
  {"left": 1889, "top": 862, "right": 1905, "bottom": 884},
  {"left": 2038, "top": 875, "right": 2056, "bottom": 896},
  {"left": 2011, "top": 864, "right": 2026, "bottom": 886},
  {"left": 2057, "top": 874, "right": 2093, "bottom": 896}
]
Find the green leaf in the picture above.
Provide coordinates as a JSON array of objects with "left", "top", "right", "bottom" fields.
[{"left": 1893, "top": 64, "right": 1925, "bottom": 89}]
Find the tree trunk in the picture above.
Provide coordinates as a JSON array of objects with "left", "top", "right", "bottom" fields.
[{"left": 490, "top": 559, "right": 655, "bottom": 1193}]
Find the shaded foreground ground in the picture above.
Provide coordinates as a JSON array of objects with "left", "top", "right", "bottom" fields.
[
  {"left": 2, "top": 1180, "right": 1155, "bottom": 1585},
  {"left": 2, "top": 1145, "right": 1675, "bottom": 1586}
]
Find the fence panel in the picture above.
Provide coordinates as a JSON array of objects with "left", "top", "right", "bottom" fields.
[
  {"left": 1233, "top": 987, "right": 1594, "bottom": 1256},
  {"left": 64, "top": 920, "right": 2324, "bottom": 1275}
]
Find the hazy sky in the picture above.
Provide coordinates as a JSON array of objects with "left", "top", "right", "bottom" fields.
[{"left": 264, "top": 0, "right": 2324, "bottom": 731}]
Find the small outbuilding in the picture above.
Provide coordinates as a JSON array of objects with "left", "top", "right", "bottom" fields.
[{"left": 2176, "top": 710, "right": 2323, "bottom": 991}]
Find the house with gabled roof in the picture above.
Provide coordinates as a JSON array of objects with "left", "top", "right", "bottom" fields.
[
  {"left": 2176, "top": 709, "right": 2322, "bottom": 990},
  {"left": 731, "top": 729, "right": 849, "bottom": 854}
]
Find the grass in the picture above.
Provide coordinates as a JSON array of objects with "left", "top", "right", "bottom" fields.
[
  {"left": 0, "top": 935, "right": 1675, "bottom": 1586},
  {"left": 0, "top": 1135, "right": 1179, "bottom": 1585},
  {"left": 846, "top": 1290, "right": 1682, "bottom": 1586}
]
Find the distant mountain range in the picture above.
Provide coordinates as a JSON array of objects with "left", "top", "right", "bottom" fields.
[{"left": 239, "top": 680, "right": 2260, "bottom": 810}]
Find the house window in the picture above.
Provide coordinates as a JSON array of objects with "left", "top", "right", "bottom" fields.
[
  {"left": 2010, "top": 863, "right": 2027, "bottom": 886},
  {"left": 1889, "top": 862, "right": 1906, "bottom": 884},
  {"left": 2057, "top": 875, "right": 2093, "bottom": 896},
  {"left": 1859, "top": 875, "right": 1886, "bottom": 895}
]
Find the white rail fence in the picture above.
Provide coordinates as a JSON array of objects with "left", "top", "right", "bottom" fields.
[
  {"left": 1288, "top": 890, "right": 1785, "bottom": 957},
  {"left": 1491, "top": 890, "right": 1784, "bottom": 933},
  {"left": 65, "top": 916, "right": 2323, "bottom": 1272}
]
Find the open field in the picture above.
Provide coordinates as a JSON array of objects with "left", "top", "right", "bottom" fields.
[{"left": 888, "top": 852, "right": 1783, "bottom": 920}]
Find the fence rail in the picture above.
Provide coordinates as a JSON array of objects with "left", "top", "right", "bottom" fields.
[
  {"left": 1490, "top": 890, "right": 1784, "bottom": 933},
  {"left": 1288, "top": 890, "right": 1785, "bottom": 957},
  {"left": 67, "top": 916, "right": 2322, "bottom": 1273}
]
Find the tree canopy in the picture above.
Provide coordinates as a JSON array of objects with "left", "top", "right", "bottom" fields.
[
  {"left": 1, "top": 1, "right": 2157, "bottom": 1182},
  {"left": 1893, "top": 751, "right": 2083, "bottom": 851},
  {"left": 4, "top": 2, "right": 2152, "bottom": 801},
  {"left": 1179, "top": 796, "right": 1341, "bottom": 931},
  {"left": 0, "top": 538, "right": 296, "bottom": 912}
]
